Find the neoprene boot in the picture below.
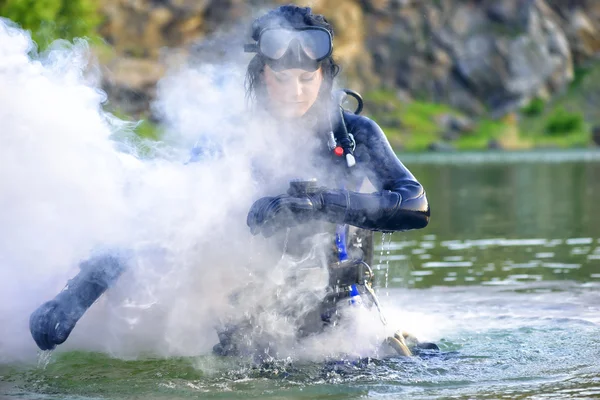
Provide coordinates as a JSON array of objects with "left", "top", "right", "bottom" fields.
[{"left": 29, "top": 252, "right": 128, "bottom": 350}]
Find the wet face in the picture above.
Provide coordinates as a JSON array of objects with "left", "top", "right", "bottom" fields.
[{"left": 263, "top": 65, "right": 324, "bottom": 119}]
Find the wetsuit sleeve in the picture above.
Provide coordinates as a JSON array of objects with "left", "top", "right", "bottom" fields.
[{"left": 318, "top": 117, "right": 429, "bottom": 232}]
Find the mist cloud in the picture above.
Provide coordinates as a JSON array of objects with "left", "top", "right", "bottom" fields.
[{"left": 0, "top": 17, "right": 412, "bottom": 364}]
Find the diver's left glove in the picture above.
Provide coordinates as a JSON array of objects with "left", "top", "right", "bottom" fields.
[
  {"left": 29, "top": 252, "right": 128, "bottom": 351},
  {"left": 247, "top": 190, "right": 327, "bottom": 238}
]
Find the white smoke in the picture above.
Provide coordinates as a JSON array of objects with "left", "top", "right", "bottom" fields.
[{"left": 0, "top": 17, "right": 400, "bottom": 364}]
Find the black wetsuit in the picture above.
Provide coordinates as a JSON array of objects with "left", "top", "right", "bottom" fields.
[
  {"left": 28, "top": 109, "right": 430, "bottom": 352},
  {"left": 245, "top": 109, "right": 430, "bottom": 261},
  {"left": 213, "top": 110, "right": 431, "bottom": 356},
  {"left": 314, "top": 110, "right": 429, "bottom": 232}
]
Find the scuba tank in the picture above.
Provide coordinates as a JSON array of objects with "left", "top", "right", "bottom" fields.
[{"left": 287, "top": 179, "right": 379, "bottom": 316}]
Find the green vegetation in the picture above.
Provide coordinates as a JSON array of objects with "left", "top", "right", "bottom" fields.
[
  {"left": 521, "top": 97, "right": 545, "bottom": 117},
  {"left": 108, "top": 109, "right": 163, "bottom": 141},
  {"left": 518, "top": 64, "right": 600, "bottom": 149},
  {"left": 0, "top": 0, "right": 100, "bottom": 49},
  {"left": 545, "top": 108, "right": 585, "bottom": 136},
  {"left": 107, "top": 110, "right": 165, "bottom": 158},
  {"left": 363, "top": 89, "right": 513, "bottom": 151},
  {"left": 134, "top": 118, "right": 163, "bottom": 141},
  {"left": 364, "top": 61, "right": 600, "bottom": 152}
]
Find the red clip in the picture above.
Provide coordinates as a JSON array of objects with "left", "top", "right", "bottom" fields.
[{"left": 334, "top": 146, "right": 344, "bottom": 157}]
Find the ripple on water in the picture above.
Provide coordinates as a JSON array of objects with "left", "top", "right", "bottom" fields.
[
  {"left": 378, "top": 254, "right": 408, "bottom": 261},
  {"left": 535, "top": 252, "right": 555, "bottom": 259},
  {"left": 444, "top": 256, "right": 464, "bottom": 262},
  {"left": 382, "top": 235, "right": 600, "bottom": 290},
  {"left": 411, "top": 270, "right": 434, "bottom": 276},
  {"left": 507, "top": 274, "right": 543, "bottom": 282},
  {"left": 570, "top": 247, "right": 591, "bottom": 255},
  {"left": 482, "top": 278, "right": 521, "bottom": 285},
  {"left": 541, "top": 263, "right": 580, "bottom": 269},
  {"left": 375, "top": 241, "right": 416, "bottom": 251},
  {"left": 504, "top": 261, "right": 540, "bottom": 269},
  {"left": 440, "top": 238, "right": 557, "bottom": 251},
  {"left": 422, "top": 261, "right": 473, "bottom": 268},
  {"left": 545, "top": 239, "right": 564, "bottom": 247},
  {"left": 566, "top": 238, "right": 593, "bottom": 245}
]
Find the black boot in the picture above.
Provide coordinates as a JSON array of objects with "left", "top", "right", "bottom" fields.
[{"left": 29, "top": 252, "right": 129, "bottom": 350}]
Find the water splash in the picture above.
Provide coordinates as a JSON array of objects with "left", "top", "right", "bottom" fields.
[
  {"left": 377, "top": 233, "right": 386, "bottom": 273},
  {"left": 0, "top": 19, "right": 362, "bottom": 362},
  {"left": 384, "top": 233, "right": 393, "bottom": 291},
  {"left": 36, "top": 351, "right": 53, "bottom": 370}
]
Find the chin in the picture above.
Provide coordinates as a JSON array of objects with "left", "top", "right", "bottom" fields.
[{"left": 278, "top": 107, "right": 310, "bottom": 119}]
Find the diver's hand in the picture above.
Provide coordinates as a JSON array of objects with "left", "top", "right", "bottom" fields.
[
  {"left": 29, "top": 298, "right": 79, "bottom": 351},
  {"left": 29, "top": 252, "right": 128, "bottom": 351},
  {"left": 246, "top": 193, "right": 324, "bottom": 237}
]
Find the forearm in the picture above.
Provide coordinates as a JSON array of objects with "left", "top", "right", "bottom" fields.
[
  {"left": 55, "top": 252, "right": 129, "bottom": 318},
  {"left": 319, "top": 188, "right": 430, "bottom": 232}
]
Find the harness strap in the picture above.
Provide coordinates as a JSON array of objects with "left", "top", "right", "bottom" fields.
[{"left": 327, "top": 89, "right": 363, "bottom": 168}]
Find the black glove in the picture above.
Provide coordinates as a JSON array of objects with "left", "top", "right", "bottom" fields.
[
  {"left": 29, "top": 252, "right": 128, "bottom": 350},
  {"left": 247, "top": 186, "right": 428, "bottom": 237},
  {"left": 246, "top": 191, "right": 325, "bottom": 238}
]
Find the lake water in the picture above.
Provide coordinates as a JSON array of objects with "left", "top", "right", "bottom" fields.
[{"left": 1, "top": 150, "right": 599, "bottom": 399}]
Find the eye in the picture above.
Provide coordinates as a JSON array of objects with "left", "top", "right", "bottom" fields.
[
  {"left": 300, "top": 74, "right": 316, "bottom": 82},
  {"left": 274, "top": 73, "right": 291, "bottom": 82}
]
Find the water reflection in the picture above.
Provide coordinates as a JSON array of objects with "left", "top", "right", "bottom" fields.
[{"left": 376, "top": 155, "right": 600, "bottom": 288}]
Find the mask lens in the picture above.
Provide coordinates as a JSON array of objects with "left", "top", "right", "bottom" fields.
[
  {"left": 298, "top": 30, "right": 332, "bottom": 60},
  {"left": 259, "top": 30, "right": 294, "bottom": 60},
  {"left": 259, "top": 28, "right": 332, "bottom": 61}
]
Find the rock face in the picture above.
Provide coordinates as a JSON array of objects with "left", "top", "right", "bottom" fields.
[
  {"left": 96, "top": 0, "right": 600, "bottom": 119},
  {"left": 99, "top": 0, "right": 249, "bottom": 58},
  {"left": 546, "top": 0, "right": 600, "bottom": 65},
  {"left": 363, "top": 0, "right": 574, "bottom": 116},
  {"left": 102, "top": 57, "right": 167, "bottom": 116},
  {"left": 98, "top": 0, "right": 251, "bottom": 116}
]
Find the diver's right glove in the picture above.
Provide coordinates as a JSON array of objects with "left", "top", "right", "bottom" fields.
[
  {"left": 246, "top": 192, "right": 324, "bottom": 237},
  {"left": 29, "top": 252, "right": 128, "bottom": 350}
]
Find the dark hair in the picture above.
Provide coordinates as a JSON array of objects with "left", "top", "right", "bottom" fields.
[{"left": 244, "top": 5, "right": 340, "bottom": 107}]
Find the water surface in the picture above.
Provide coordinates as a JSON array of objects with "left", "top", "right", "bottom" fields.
[{"left": 2, "top": 150, "right": 599, "bottom": 399}]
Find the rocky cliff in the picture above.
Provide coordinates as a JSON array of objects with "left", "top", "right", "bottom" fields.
[{"left": 98, "top": 0, "right": 600, "bottom": 123}]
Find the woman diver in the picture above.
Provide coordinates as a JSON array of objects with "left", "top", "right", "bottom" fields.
[{"left": 29, "top": 5, "right": 431, "bottom": 356}]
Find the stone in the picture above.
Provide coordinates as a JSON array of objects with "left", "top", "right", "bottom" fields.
[
  {"left": 571, "top": 10, "right": 600, "bottom": 57},
  {"left": 427, "top": 141, "right": 455, "bottom": 152},
  {"left": 487, "top": 139, "right": 503, "bottom": 150},
  {"left": 437, "top": 114, "right": 475, "bottom": 134},
  {"left": 593, "top": 126, "right": 600, "bottom": 146},
  {"left": 442, "top": 130, "right": 461, "bottom": 141},
  {"left": 148, "top": 7, "right": 173, "bottom": 28},
  {"left": 545, "top": 0, "right": 600, "bottom": 64},
  {"left": 102, "top": 57, "right": 166, "bottom": 117}
]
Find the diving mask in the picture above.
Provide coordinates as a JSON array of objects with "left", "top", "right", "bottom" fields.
[{"left": 244, "top": 27, "right": 333, "bottom": 71}]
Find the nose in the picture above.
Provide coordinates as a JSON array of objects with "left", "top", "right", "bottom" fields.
[{"left": 290, "top": 79, "right": 303, "bottom": 99}]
